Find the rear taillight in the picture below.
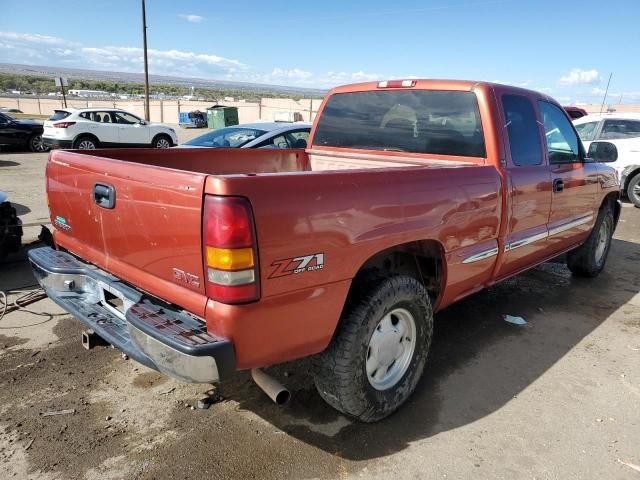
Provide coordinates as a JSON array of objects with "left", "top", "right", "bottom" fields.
[
  {"left": 203, "top": 196, "right": 259, "bottom": 304},
  {"left": 53, "top": 122, "right": 76, "bottom": 128}
]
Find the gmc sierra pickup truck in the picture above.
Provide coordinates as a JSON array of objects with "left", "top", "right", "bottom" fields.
[{"left": 29, "top": 79, "right": 620, "bottom": 422}]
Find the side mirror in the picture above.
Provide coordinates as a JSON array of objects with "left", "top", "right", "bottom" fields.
[
  {"left": 138, "top": 120, "right": 147, "bottom": 126},
  {"left": 587, "top": 141, "right": 618, "bottom": 163}
]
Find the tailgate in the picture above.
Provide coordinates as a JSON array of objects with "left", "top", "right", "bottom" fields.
[{"left": 46, "top": 150, "right": 208, "bottom": 316}]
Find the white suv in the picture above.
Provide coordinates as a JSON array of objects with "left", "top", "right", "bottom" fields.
[
  {"left": 43, "top": 108, "right": 178, "bottom": 150},
  {"left": 574, "top": 113, "right": 640, "bottom": 207}
]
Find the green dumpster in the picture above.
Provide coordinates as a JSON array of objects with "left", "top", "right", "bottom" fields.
[{"left": 207, "top": 106, "right": 239, "bottom": 129}]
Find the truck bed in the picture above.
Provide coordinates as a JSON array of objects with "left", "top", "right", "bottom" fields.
[{"left": 76, "top": 147, "right": 476, "bottom": 175}]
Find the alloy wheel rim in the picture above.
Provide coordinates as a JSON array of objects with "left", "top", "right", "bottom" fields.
[
  {"left": 366, "top": 307, "right": 417, "bottom": 391},
  {"left": 32, "top": 135, "right": 47, "bottom": 152},
  {"left": 156, "top": 138, "right": 170, "bottom": 148},
  {"left": 78, "top": 140, "right": 95, "bottom": 149}
]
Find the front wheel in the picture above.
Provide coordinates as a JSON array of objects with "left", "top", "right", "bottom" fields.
[
  {"left": 152, "top": 134, "right": 172, "bottom": 148},
  {"left": 566, "top": 205, "right": 614, "bottom": 277},
  {"left": 313, "top": 274, "right": 433, "bottom": 422},
  {"left": 627, "top": 174, "right": 640, "bottom": 208}
]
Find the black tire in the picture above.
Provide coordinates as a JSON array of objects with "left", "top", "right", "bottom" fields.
[
  {"left": 313, "top": 274, "right": 433, "bottom": 422},
  {"left": 152, "top": 134, "right": 172, "bottom": 148},
  {"left": 627, "top": 173, "right": 640, "bottom": 208},
  {"left": 28, "top": 134, "right": 49, "bottom": 153},
  {"left": 73, "top": 136, "right": 98, "bottom": 150},
  {"left": 566, "top": 204, "right": 614, "bottom": 277}
]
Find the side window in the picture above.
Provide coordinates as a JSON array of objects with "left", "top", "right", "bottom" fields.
[
  {"left": 502, "top": 95, "right": 543, "bottom": 166},
  {"left": 538, "top": 101, "right": 580, "bottom": 163},
  {"left": 79, "top": 112, "right": 91, "bottom": 120},
  {"left": 259, "top": 134, "right": 290, "bottom": 149},
  {"left": 113, "top": 112, "right": 141, "bottom": 124},
  {"left": 287, "top": 130, "right": 309, "bottom": 148},
  {"left": 600, "top": 120, "right": 640, "bottom": 140},
  {"left": 575, "top": 121, "right": 599, "bottom": 142}
]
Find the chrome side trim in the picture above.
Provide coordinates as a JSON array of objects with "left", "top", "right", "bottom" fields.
[
  {"left": 548, "top": 214, "right": 593, "bottom": 237},
  {"left": 462, "top": 246, "right": 499, "bottom": 264},
  {"left": 504, "top": 231, "right": 548, "bottom": 252}
]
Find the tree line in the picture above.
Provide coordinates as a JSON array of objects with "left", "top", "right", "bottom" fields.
[{"left": 0, "top": 73, "right": 305, "bottom": 101}]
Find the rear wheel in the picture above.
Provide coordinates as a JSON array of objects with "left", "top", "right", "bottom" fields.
[
  {"left": 566, "top": 205, "right": 614, "bottom": 277},
  {"left": 152, "top": 134, "right": 172, "bottom": 148},
  {"left": 74, "top": 136, "right": 98, "bottom": 150},
  {"left": 28, "top": 134, "right": 49, "bottom": 152},
  {"left": 313, "top": 274, "right": 433, "bottom": 422},
  {"left": 627, "top": 173, "right": 640, "bottom": 208}
]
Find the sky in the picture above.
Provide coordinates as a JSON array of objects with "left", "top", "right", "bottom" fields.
[{"left": 0, "top": 0, "right": 638, "bottom": 103}]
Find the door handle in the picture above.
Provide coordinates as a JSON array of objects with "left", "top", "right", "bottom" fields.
[
  {"left": 553, "top": 178, "right": 564, "bottom": 193},
  {"left": 93, "top": 183, "right": 116, "bottom": 209}
]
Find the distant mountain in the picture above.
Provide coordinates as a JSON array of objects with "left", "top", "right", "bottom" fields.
[{"left": 0, "top": 63, "right": 327, "bottom": 97}]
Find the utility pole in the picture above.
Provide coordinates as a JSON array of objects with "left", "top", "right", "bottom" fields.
[
  {"left": 141, "top": 0, "right": 151, "bottom": 121},
  {"left": 599, "top": 72, "right": 612, "bottom": 114}
]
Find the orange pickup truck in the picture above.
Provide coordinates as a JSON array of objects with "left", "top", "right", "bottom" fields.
[{"left": 29, "top": 79, "right": 620, "bottom": 422}]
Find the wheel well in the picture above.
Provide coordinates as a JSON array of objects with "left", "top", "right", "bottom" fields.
[
  {"left": 347, "top": 240, "right": 445, "bottom": 309},
  {"left": 73, "top": 133, "right": 99, "bottom": 146},
  {"left": 601, "top": 191, "right": 621, "bottom": 227},
  {"left": 152, "top": 133, "right": 172, "bottom": 146}
]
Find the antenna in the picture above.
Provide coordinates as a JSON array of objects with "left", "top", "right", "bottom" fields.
[
  {"left": 141, "top": 0, "right": 151, "bottom": 121},
  {"left": 599, "top": 73, "right": 612, "bottom": 114}
]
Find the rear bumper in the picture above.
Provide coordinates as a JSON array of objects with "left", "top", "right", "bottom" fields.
[
  {"left": 43, "top": 137, "right": 73, "bottom": 149},
  {"left": 28, "top": 246, "right": 235, "bottom": 383}
]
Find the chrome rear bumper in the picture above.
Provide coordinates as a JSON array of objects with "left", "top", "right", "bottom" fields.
[{"left": 28, "top": 247, "right": 235, "bottom": 383}]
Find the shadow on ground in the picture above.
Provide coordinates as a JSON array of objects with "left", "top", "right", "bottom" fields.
[
  {"left": 228, "top": 238, "right": 640, "bottom": 460},
  {"left": 0, "top": 160, "right": 20, "bottom": 167}
]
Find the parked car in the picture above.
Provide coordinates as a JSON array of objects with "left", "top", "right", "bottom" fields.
[
  {"left": 42, "top": 108, "right": 178, "bottom": 150},
  {"left": 0, "top": 191, "right": 23, "bottom": 258},
  {"left": 563, "top": 106, "right": 588, "bottom": 120},
  {"left": 0, "top": 107, "right": 24, "bottom": 114},
  {"left": 181, "top": 122, "right": 312, "bottom": 149},
  {"left": 573, "top": 113, "right": 640, "bottom": 207},
  {"left": 0, "top": 112, "right": 49, "bottom": 152},
  {"left": 30, "top": 79, "right": 620, "bottom": 422}
]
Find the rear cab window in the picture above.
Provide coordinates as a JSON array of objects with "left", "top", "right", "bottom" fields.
[{"left": 312, "top": 90, "right": 486, "bottom": 157}]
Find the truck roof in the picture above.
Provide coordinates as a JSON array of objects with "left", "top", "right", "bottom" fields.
[{"left": 328, "top": 78, "right": 548, "bottom": 98}]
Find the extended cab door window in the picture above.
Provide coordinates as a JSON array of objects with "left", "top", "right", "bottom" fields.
[
  {"left": 501, "top": 95, "right": 543, "bottom": 166},
  {"left": 538, "top": 101, "right": 580, "bottom": 163}
]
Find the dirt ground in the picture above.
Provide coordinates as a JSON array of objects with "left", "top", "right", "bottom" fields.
[{"left": 0, "top": 143, "right": 639, "bottom": 479}]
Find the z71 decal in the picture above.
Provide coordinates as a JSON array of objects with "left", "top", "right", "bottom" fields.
[{"left": 269, "top": 253, "right": 324, "bottom": 279}]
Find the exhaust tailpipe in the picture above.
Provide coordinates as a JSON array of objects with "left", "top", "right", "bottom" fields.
[{"left": 251, "top": 368, "right": 290, "bottom": 405}]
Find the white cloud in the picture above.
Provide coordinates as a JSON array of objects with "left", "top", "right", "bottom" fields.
[
  {"left": 0, "top": 31, "right": 389, "bottom": 88},
  {"left": 559, "top": 68, "right": 600, "bottom": 86},
  {"left": 591, "top": 87, "right": 606, "bottom": 95},
  {"left": 0, "top": 31, "right": 244, "bottom": 77},
  {"left": 179, "top": 14, "right": 204, "bottom": 23}
]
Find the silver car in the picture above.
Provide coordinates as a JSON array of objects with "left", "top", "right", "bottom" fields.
[{"left": 181, "top": 122, "right": 311, "bottom": 149}]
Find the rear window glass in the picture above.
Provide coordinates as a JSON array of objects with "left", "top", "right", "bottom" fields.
[
  {"left": 312, "top": 90, "right": 485, "bottom": 157},
  {"left": 48, "top": 111, "right": 71, "bottom": 121}
]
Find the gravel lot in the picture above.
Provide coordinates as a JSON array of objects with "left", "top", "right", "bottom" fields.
[{"left": 1, "top": 139, "right": 639, "bottom": 479}]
